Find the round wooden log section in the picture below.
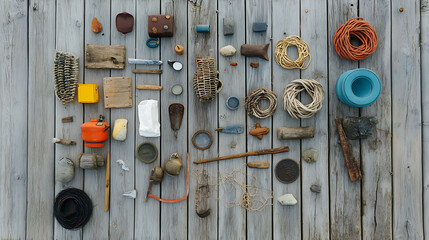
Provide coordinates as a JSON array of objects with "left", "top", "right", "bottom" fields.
[{"left": 276, "top": 126, "right": 315, "bottom": 140}]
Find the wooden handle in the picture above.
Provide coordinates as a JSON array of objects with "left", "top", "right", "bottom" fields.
[
  {"left": 194, "top": 146, "right": 289, "bottom": 164},
  {"left": 335, "top": 118, "right": 362, "bottom": 181},
  {"left": 136, "top": 85, "right": 163, "bottom": 90},
  {"left": 132, "top": 69, "right": 162, "bottom": 74},
  {"left": 104, "top": 152, "right": 110, "bottom": 212},
  {"left": 247, "top": 162, "right": 269, "bottom": 168}
]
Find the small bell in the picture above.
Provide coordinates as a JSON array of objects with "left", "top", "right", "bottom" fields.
[{"left": 164, "top": 153, "right": 183, "bottom": 176}]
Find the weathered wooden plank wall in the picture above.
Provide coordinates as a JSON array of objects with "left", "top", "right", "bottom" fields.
[{"left": 0, "top": 0, "right": 427, "bottom": 239}]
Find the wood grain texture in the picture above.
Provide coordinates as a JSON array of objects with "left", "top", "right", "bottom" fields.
[
  {"left": 359, "top": 0, "right": 393, "bottom": 238},
  {"left": 159, "top": 0, "right": 188, "bottom": 239},
  {"left": 187, "top": 0, "right": 218, "bottom": 239},
  {"left": 103, "top": 77, "right": 132, "bottom": 108},
  {"left": 54, "top": 0, "right": 84, "bottom": 239},
  {"left": 0, "top": 0, "right": 27, "bottom": 238},
  {"left": 422, "top": 1, "right": 429, "bottom": 238},
  {"left": 85, "top": 44, "right": 126, "bottom": 69},
  {"left": 272, "top": 0, "right": 301, "bottom": 239},
  {"left": 27, "top": 0, "right": 56, "bottom": 238},
  {"left": 134, "top": 0, "right": 161, "bottom": 239},
  {"left": 300, "top": 0, "right": 330, "bottom": 238},
  {"left": 109, "top": 0, "right": 136, "bottom": 239},
  {"left": 83, "top": 0, "right": 111, "bottom": 239},
  {"left": 246, "top": 0, "right": 273, "bottom": 239},
  {"left": 392, "top": 0, "right": 423, "bottom": 239}
]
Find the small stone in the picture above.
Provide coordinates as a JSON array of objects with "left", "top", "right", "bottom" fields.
[
  {"left": 342, "top": 117, "right": 377, "bottom": 140},
  {"left": 220, "top": 45, "right": 237, "bottom": 57},
  {"left": 310, "top": 184, "right": 321, "bottom": 193},
  {"left": 252, "top": 22, "right": 268, "bottom": 32},
  {"left": 152, "top": 17, "right": 158, "bottom": 22},
  {"left": 112, "top": 119, "right": 128, "bottom": 141},
  {"left": 250, "top": 62, "right": 259, "bottom": 68},
  {"left": 56, "top": 157, "right": 75, "bottom": 183},
  {"left": 92, "top": 17, "right": 103, "bottom": 33},
  {"left": 278, "top": 193, "right": 297, "bottom": 205},
  {"left": 399, "top": 8, "right": 404, "bottom": 12},
  {"left": 165, "top": 15, "right": 171, "bottom": 20},
  {"left": 163, "top": 25, "right": 168, "bottom": 30},
  {"left": 303, "top": 148, "right": 318, "bottom": 163},
  {"left": 223, "top": 17, "right": 235, "bottom": 36}
]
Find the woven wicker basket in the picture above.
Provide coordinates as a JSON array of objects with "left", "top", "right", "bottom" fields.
[{"left": 193, "top": 57, "right": 222, "bottom": 103}]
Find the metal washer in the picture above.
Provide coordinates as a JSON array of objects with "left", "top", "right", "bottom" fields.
[{"left": 275, "top": 159, "right": 300, "bottom": 184}]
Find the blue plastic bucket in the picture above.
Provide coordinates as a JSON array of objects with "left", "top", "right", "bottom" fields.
[{"left": 336, "top": 68, "right": 381, "bottom": 107}]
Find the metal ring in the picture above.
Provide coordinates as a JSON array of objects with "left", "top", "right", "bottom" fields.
[
  {"left": 192, "top": 130, "right": 213, "bottom": 150},
  {"left": 146, "top": 38, "right": 160, "bottom": 48}
]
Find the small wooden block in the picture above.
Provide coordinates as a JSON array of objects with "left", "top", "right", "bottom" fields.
[
  {"left": 61, "top": 116, "right": 73, "bottom": 123},
  {"left": 85, "top": 44, "right": 126, "bottom": 69},
  {"left": 132, "top": 69, "right": 163, "bottom": 74},
  {"left": 103, "top": 77, "right": 132, "bottom": 108}
]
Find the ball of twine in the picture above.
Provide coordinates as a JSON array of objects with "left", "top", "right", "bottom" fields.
[
  {"left": 274, "top": 35, "right": 311, "bottom": 70},
  {"left": 334, "top": 17, "right": 378, "bottom": 61},
  {"left": 283, "top": 79, "right": 324, "bottom": 119},
  {"left": 245, "top": 88, "right": 277, "bottom": 119}
]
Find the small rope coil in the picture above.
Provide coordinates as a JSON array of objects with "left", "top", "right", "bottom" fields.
[
  {"left": 274, "top": 35, "right": 311, "bottom": 70},
  {"left": 334, "top": 17, "right": 378, "bottom": 61},
  {"left": 283, "top": 79, "right": 324, "bottom": 119},
  {"left": 54, "top": 188, "right": 93, "bottom": 230},
  {"left": 245, "top": 88, "right": 277, "bottom": 119}
]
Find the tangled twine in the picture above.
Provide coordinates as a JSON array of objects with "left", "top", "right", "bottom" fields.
[
  {"left": 54, "top": 188, "right": 93, "bottom": 230},
  {"left": 274, "top": 35, "right": 311, "bottom": 70},
  {"left": 334, "top": 17, "right": 378, "bottom": 61},
  {"left": 245, "top": 88, "right": 277, "bottom": 119},
  {"left": 283, "top": 79, "right": 324, "bottom": 119}
]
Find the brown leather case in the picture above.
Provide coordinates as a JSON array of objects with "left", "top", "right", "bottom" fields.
[{"left": 148, "top": 15, "right": 174, "bottom": 37}]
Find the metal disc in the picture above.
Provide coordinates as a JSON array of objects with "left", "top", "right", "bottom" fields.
[{"left": 275, "top": 159, "right": 299, "bottom": 184}]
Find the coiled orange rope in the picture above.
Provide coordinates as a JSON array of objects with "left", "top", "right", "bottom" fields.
[{"left": 334, "top": 17, "right": 377, "bottom": 61}]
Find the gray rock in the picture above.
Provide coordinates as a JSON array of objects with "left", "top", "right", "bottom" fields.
[
  {"left": 220, "top": 45, "right": 237, "bottom": 57},
  {"left": 223, "top": 17, "right": 234, "bottom": 36},
  {"left": 253, "top": 22, "right": 268, "bottom": 32},
  {"left": 56, "top": 157, "right": 75, "bottom": 183},
  {"left": 303, "top": 148, "right": 318, "bottom": 163},
  {"left": 310, "top": 184, "right": 321, "bottom": 193},
  {"left": 342, "top": 117, "right": 377, "bottom": 140}
]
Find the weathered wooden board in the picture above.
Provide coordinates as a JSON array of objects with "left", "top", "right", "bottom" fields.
[
  {"left": 246, "top": 0, "right": 273, "bottom": 239},
  {"left": 218, "top": 0, "right": 247, "bottom": 238},
  {"left": 422, "top": 1, "right": 429, "bottom": 238},
  {"left": 134, "top": 0, "right": 161, "bottom": 239},
  {"left": 54, "top": 0, "right": 84, "bottom": 239},
  {"left": 83, "top": 0, "right": 111, "bottom": 239},
  {"left": 109, "top": 0, "right": 136, "bottom": 239},
  {"left": 103, "top": 77, "right": 133, "bottom": 108},
  {"left": 187, "top": 0, "right": 219, "bottom": 239},
  {"left": 327, "top": 0, "right": 361, "bottom": 239},
  {"left": 27, "top": 0, "right": 56, "bottom": 238},
  {"left": 392, "top": 0, "right": 423, "bottom": 239},
  {"left": 85, "top": 44, "right": 126, "bottom": 69},
  {"left": 0, "top": 0, "right": 27, "bottom": 238},
  {"left": 359, "top": 0, "right": 393, "bottom": 238},
  {"left": 300, "top": 0, "right": 330, "bottom": 239}
]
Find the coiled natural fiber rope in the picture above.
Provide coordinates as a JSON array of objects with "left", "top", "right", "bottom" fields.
[
  {"left": 245, "top": 88, "right": 277, "bottom": 119},
  {"left": 283, "top": 79, "right": 324, "bottom": 119},
  {"left": 54, "top": 188, "right": 93, "bottom": 230},
  {"left": 334, "top": 17, "right": 378, "bottom": 61},
  {"left": 274, "top": 35, "right": 311, "bottom": 70}
]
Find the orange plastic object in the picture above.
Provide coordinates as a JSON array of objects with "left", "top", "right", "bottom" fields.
[{"left": 81, "top": 119, "right": 110, "bottom": 148}]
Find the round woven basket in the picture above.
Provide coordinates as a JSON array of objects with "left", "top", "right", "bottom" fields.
[{"left": 193, "top": 57, "right": 222, "bottom": 103}]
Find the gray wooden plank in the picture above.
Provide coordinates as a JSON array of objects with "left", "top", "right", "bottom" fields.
[
  {"left": 0, "top": 0, "right": 28, "bottom": 238},
  {"left": 327, "top": 1, "right": 361, "bottom": 239},
  {"left": 359, "top": 0, "right": 393, "bottom": 239},
  {"left": 422, "top": 1, "right": 429, "bottom": 239},
  {"left": 272, "top": 0, "right": 301, "bottom": 239},
  {"left": 300, "top": 0, "right": 330, "bottom": 239},
  {"left": 246, "top": 0, "right": 273, "bottom": 239},
  {"left": 82, "top": 1, "right": 111, "bottom": 239},
  {"left": 391, "top": 0, "right": 424, "bottom": 239},
  {"left": 134, "top": 0, "right": 161, "bottom": 239},
  {"left": 159, "top": 1, "right": 188, "bottom": 239},
  {"left": 27, "top": 0, "right": 56, "bottom": 238},
  {"left": 54, "top": 0, "right": 85, "bottom": 239},
  {"left": 109, "top": 0, "right": 136, "bottom": 238},
  {"left": 217, "top": 0, "right": 246, "bottom": 239},
  {"left": 187, "top": 0, "right": 219, "bottom": 239}
]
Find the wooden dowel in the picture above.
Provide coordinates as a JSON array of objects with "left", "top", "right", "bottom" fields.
[
  {"left": 104, "top": 152, "right": 110, "bottom": 212},
  {"left": 277, "top": 126, "right": 315, "bottom": 140},
  {"left": 132, "top": 69, "right": 163, "bottom": 74},
  {"left": 136, "top": 85, "right": 163, "bottom": 90},
  {"left": 247, "top": 162, "right": 270, "bottom": 168},
  {"left": 335, "top": 118, "right": 362, "bottom": 181},
  {"left": 194, "top": 146, "right": 289, "bottom": 164}
]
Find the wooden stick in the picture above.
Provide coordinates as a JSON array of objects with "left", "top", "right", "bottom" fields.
[
  {"left": 136, "top": 85, "right": 163, "bottom": 90},
  {"left": 61, "top": 116, "right": 73, "bottom": 123},
  {"left": 335, "top": 118, "right": 362, "bottom": 181},
  {"left": 247, "top": 162, "right": 269, "bottom": 168},
  {"left": 51, "top": 138, "right": 76, "bottom": 145},
  {"left": 104, "top": 152, "right": 110, "bottom": 212},
  {"left": 277, "top": 126, "right": 315, "bottom": 140},
  {"left": 194, "top": 146, "right": 289, "bottom": 164},
  {"left": 132, "top": 69, "right": 162, "bottom": 74}
]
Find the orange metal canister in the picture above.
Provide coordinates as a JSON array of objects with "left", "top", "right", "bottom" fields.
[{"left": 81, "top": 118, "right": 110, "bottom": 148}]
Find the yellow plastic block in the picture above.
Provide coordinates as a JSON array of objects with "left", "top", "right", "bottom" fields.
[{"left": 78, "top": 84, "right": 99, "bottom": 103}]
